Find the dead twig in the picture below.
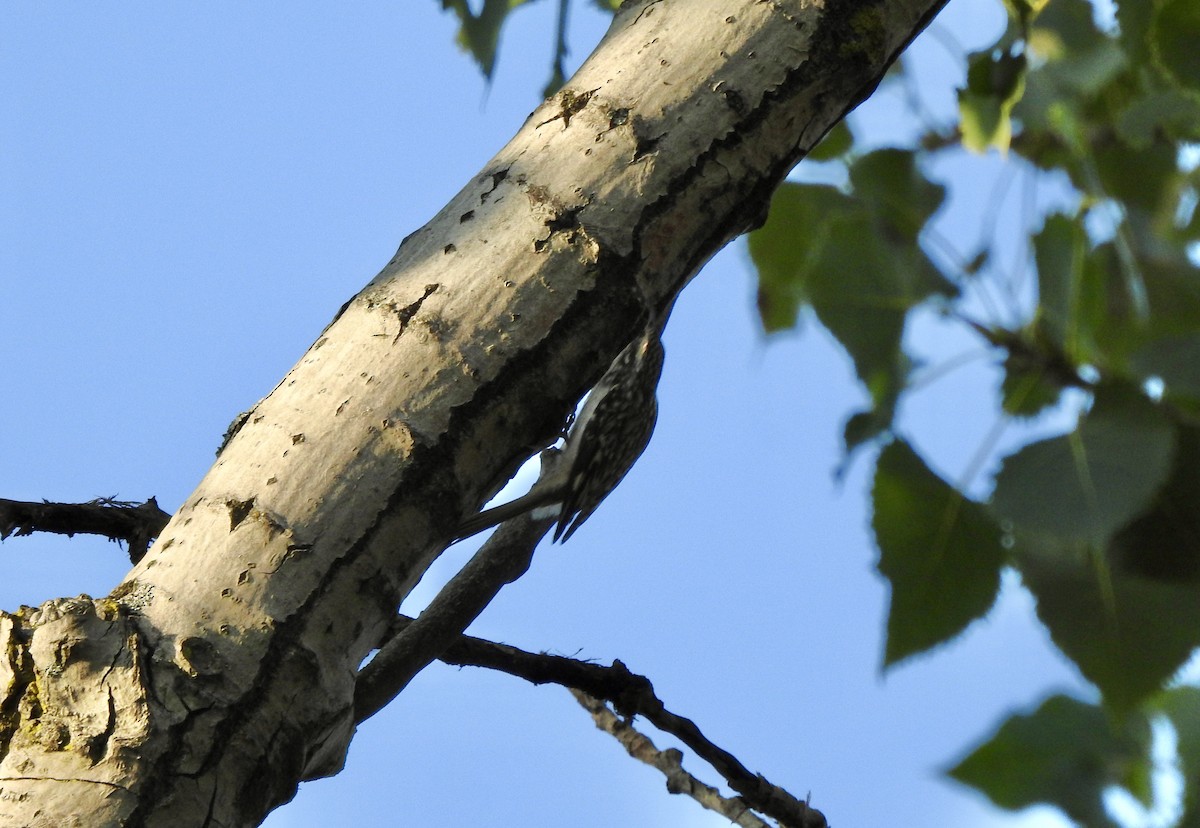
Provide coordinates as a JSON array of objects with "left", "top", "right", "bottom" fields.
[
  {"left": 0, "top": 496, "right": 170, "bottom": 563},
  {"left": 374, "top": 621, "right": 827, "bottom": 828}
]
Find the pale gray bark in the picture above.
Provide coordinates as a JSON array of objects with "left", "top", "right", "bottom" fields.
[{"left": 0, "top": 1, "right": 947, "bottom": 825}]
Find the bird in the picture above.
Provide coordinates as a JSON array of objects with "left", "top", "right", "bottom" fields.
[{"left": 455, "top": 313, "right": 667, "bottom": 543}]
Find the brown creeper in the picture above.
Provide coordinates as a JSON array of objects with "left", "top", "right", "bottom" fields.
[{"left": 455, "top": 316, "right": 667, "bottom": 543}]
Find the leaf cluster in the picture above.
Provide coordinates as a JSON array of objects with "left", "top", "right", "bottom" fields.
[{"left": 748, "top": 0, "right": 1200, "bottom": 823}]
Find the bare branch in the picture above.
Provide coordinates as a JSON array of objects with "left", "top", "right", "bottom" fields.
[
  {"left": 572, "top": 689, "right": 773, "bottom": 828},
  {"left": 387, "top": 625, "right": 827, "bottom": 828},
  {"left": 0, "top": 496, "right": 170, "bottom": 563}
]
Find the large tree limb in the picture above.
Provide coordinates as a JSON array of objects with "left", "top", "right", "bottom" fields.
[{"left": 0, "top": 1, "right": 949, "bottom": 825}]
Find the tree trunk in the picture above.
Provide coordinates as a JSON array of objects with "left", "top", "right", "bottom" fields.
[{"left": 0, "top": 1, "right": 946, "bottom": 825}]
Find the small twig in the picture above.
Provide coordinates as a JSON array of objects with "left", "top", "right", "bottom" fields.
[
  {"left": 571, "top": 689, "right": 772, "bottom": 828},
  {"left": 393, "top": 625, "right": 827, "bottom": 828},
  {"left": 0, "top": 496, "right": 170, "bottom": 563}
]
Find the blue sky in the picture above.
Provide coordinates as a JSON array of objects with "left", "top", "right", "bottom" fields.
[{"left": 0, "top": 2, "right": 1110, "bottom": 826}]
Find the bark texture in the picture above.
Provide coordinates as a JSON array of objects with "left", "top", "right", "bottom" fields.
[{"left": 0, "top": 1, "right": 947, "bottom": 825}]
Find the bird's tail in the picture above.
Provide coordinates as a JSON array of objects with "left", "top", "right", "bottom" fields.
[{"left": 452, "top": 487, "right": 561, "bottom": 543}]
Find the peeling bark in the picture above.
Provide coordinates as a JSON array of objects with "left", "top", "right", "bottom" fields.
[{"left": 0, "top": 1, "right": 947, "bottom": 825}]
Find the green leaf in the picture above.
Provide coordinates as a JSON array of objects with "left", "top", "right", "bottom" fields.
[
  {"left": 991, "top": 385, "right": 1176, "bottom": 547},
  {"left": 1141, "top": 257, "right": 1200, "bottom": 336},
  {"left": 806, "top": 120, "right": 853, "bottom": 162},
  {"left": 806, "top": 213, "right": 911, "bottom": 388},
  {"left": 1029, "top": 0, "right": 1106, "bottom": 56},
  {"left": 808, "top": 216, "right": 955, "bottom": 455},
  {"left": 959, "top": 49, "right": 1027, "bottom": 153},
  {"left": 1078, "top": 253, "right": 1200, "bottom": 378},
  {"left": 1071, "top": 242, "right": 1142, "bottom": 368},
  {"left": 1116, "top": 88, "right": 1200, "bottom": 148},
  {"left": 1152, "top": 0, "right": 1200, "bottom": 93},
  {"left": 442, "top": 0, "right": 533, "bottom": 80},
  {"left": 1019, "top": 541, "right": 1200, "bottom": 711},
  {"left": 1158, "top": 686, "right": 1200, "bottom": 828},
  {"left": 1016, "top": 39, "right": 1127, "bottom": 149},
  {"left": 1132, "top": 334, "right": 1200, "bottom": 402},
  {"left": 817, "top": 152, "right": 954, "bottom": 397},
  {"left": 947, "top": 694, "right": 1152, "bottom": 827},
  {"left": 998, "top": 0, "right": 1140, "bottom": 194},
  {"left": 1018, "top": 423, "right": 1200, "bottom": 710},
  {"left": 1109, "top": 422, "right": 1200, "bottom": 583},
  {"left": 959, "top": 91, "right": 1012, "bottom": 154},
  {"left": 873, "top": 440, "right": 1006, "bottom": 667},
  {"left": 1001, "top": 0, "right": 1050, "bottom": 30},
  {"left": 1042, "top": 38, "right": 1128, "bottom": 99},
  {"left": 750, "top": 155, "right": 955, "bottom": 459},
  {"left": 843, "top": 401, "right": 896, "bottom": 460},
  {"left": 748, "top": 182, "right": 854, "bottom": 332},
  {"left": 849, "top": 149, "right": 947, "bottom": 241},
  {"left": 1094, "top": 139, "right": 1179, "bottom": 212},
  {"left": 1033, "top": 212, "right": 1085, "bottom": 353},
  {"left": 999, "top": 353, "right": 1063, "bottom": 418},
  {"left": 1116, "top": 0, "right": 1155, "bottom": 63}
]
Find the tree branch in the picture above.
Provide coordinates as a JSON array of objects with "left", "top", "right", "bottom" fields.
[
  {"left": 572, "top": 689, "right": 774, "bottom": 828},
  {"left": 353, "top": 453, "right": 560, "bottom": 725},
  {"left": 385, "top": 623, "right": 827, "bottom": 828},
  {"left": 0, "top": 496, "right": 170, "bottom": 563}
]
